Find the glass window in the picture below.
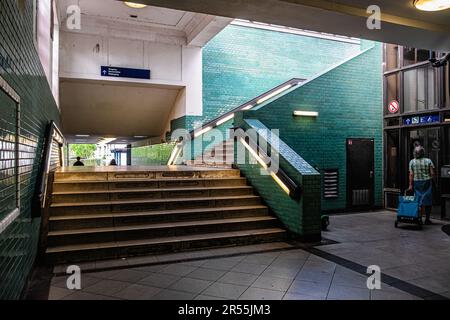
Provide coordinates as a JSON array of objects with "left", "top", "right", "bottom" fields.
[
  {"left": 403, "top": 66, "right": 438, "bottom": 113},
  {"left": 404, "top": 69, "right": 417, "bottom": 113},
  {"left": 402, "top": 47, "right": 436, "bottom": 67},
  {"left": 428, "top": 67, "right": 437, "bottom": 109},
  {"left": 417, "top": 49, "right": 432, "bottom": 63},
  {"left": 403, "top": 47, "right": 416, "bottom": 66}
]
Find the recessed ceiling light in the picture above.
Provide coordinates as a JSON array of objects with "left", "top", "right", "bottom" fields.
[
  {"left": 414, "top": 0, "right": 450, "bottom": 11},
  {"left": 75, "top": 134, "right": 90, "bottom": 137},
  {"left": 124, "top": 2, "right": 148, "bottom": 9}
]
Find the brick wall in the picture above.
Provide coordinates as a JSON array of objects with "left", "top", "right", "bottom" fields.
[
  {"left": 0, "top": 0, "right": 60, "bottom": 299},
  {"left": 250, "top": 43, "right": 383, "bottom": 211}
]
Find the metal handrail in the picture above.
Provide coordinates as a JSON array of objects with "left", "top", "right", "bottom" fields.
[
  {"left": 187, "top": 78, "right": 305, "bottom": 140},
  {"left": 236, "top": 127, "right": 302, "bottom": 201},
  {"left": 35, "top": 121, "right": 65, "bottom": 211}
]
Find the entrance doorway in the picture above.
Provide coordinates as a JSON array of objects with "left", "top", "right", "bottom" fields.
[{"left": 347, "top": 138, "right": 375, "bottom": 209}]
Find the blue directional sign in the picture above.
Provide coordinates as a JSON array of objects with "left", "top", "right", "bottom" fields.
[
  {"left": 403, "top": 114, "right": 439, "bottom": 126},
  {"left": 101, "top": 66, "right": 151, "bottom": 80}
]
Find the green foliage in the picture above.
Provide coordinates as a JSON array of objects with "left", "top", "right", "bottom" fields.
[
  {"left": 131, "top": 143, "right": 175, "bottom": 165},
  {"left": 70, "top": 144, "right": 97, "bottom": 159}
]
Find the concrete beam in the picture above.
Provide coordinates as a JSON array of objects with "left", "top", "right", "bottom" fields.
[{"left": 117, "top": 0, "right": 450, "bottom": 51}]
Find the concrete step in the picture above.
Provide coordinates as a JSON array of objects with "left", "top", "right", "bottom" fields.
[
  {"left": 49, "top": 205, "right": 269, "bottom": 231},
  {"left": 52, "top": 177, "right": 248, "bottom": 192},
  {"left": 46, "top": 227, "right": 287, "bottom": 263},
  {"left": 47, "top": 216, "right": 280, "bottom": 247},
  {"left": 49, "top": 195, "right": 263, "bottom": 216},
  {"left": 54, "top": 168, "right": 241, "bottom": 182},
  {"left": 51, "top": 186, "right": 254, "bottom": 203}
]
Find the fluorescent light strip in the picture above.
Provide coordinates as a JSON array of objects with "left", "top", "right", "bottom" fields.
[
  {"left": 216, "top": 114, "right": 234, "bottom": 126},
  {"left": 293, "top": 111, "right": 319, "bottom": 117},
  {"left": 239, "top": 138, "right": 268, "bottom": 169},
  {"left": 239, "top": 138, "right": 291, "bottom": 196},
  {"left": 242, "top": 105, "right": 253, "bottom": 110},
  {"left": 167, "top": 145, "right": 182, "bottom": 165},
  {"left": 270, "top": 172, "right": 291, "bottom": 195},
  {"left": 194, "top": 126, "right": 213, "bottom": 138},
  {"left": 256, "top": 84, "right": 292, "bottom": 104}
]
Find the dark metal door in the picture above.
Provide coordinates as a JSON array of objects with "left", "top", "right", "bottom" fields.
[{"left": 347, "top": 138, "right": 375, "bottom": 208}]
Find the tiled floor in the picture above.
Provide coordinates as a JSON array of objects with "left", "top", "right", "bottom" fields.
[
  {"left": 46, "top": 210, "right": 450, "bottom": 300},
  {"left": 320, "top": 211, "right": 450, "bottom": 297}
]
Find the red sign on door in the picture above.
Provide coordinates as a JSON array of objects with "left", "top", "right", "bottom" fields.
[{"left": 388, "top": 100, "right": 399, "bottom": 114}]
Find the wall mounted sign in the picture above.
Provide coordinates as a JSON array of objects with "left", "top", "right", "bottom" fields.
[
  {"left": 101, "top": 66, "right": 151, "bottom": 80},
  {"left": 403, "top": 114, "right": 439, "bottom": 126},
  {"left": 388, "top": 100, "right": 399, "bottom": 113}
]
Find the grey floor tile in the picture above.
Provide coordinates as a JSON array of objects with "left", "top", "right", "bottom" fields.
[
  {"left": 295, "top": 269, "right": 334, "bottom": 284},
  {"left": 261, "top": 266, "right": 300, "bottom": 280},
  {"left": 187, "top": 268, "right": 227, "bottom": 281},
  {"left": 52, "top": 274, "right": 102, "bottom": 290},
  {"left": 242, "top": 253, "right": 278, "bottom": 265},
  {"left": 287, "top": 280, "right": 330, "bottom": 298},
  {"left": 94, "top": 259, "right": 129, "bottom": 270},
  {"left": 201, "top": 258, "right": 241, "bottom": 271},
  {"left": 327, "top": 284, "right": 370, "bottom": 300},
  {"left": 331, "top": 269, "right": 367, "bottom": 289},
  {"left": 48, "top": 286, "right": 75, "bottom": 300},
  {"left": 132, "top": 264, "right": 167, "bottom": 273},
  {"left": 282, "top": 292, "right": 325, "bottom": 300},
  {"left": 239, "top": 287, "right": 284, "bottom": 300},
  {"left": 160, "top": 264, "right": 198, "bottom": 277},
  {"left": 202, "top": 282, "right": 248, "bottom": 300},
  {"left": 195, "top": 295, "right": 227, "bottom": 300},
  {"left": 83, "top": 279, "right": 130, "bottom": 296},
  {"left": 111, "top": 284, "right": 162, "bottom": 300},
  {"left": 108, "top": 269, "right": 150, "bottom": 283},
  {"left": 62, "top": 291, "right": 121, "bottom": 300},
  {"left": 410, "top": 276, "right": 450, "bottom": 294},
  {"left": 370, "top": 288, "right": 420, "bottom": 300},
  {"left": 152, "top": 289, "right": 196, "bottom": 300},
  {"left": 218, "top": 271, "right": 258, "bottom": 286},
  {"left": 169, "top": 277, "right": 212, "bottom": 294},
  {"left": 180, "top": 260, "right": 208, "bottom": 267},
  {"left": 231, "top": 262, "right": 267, "bottom": 275},
  {"left": 138, "top": 273, "right": 180, "bottom": 288},
  {"left": 88, "top": 269, "right": 122, "bottom": 280},
  {"left": 251, "top": 276, "right": 293, "bottom": 292}
]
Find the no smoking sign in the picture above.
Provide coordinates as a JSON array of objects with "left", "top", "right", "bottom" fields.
[{"left": 388, "top": 100, "right": 399, "bottom": 114}]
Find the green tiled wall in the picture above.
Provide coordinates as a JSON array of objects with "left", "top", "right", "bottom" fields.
[
  {"left": 249, "top": 43, "right": 383, "bottom": 211},
  {"left": 0, "top": 0, "right": 60, "bottom": 299}
]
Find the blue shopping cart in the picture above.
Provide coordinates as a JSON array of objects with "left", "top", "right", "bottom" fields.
[{"left": 396, "top": 190, "right": 423, "bottom": 229}]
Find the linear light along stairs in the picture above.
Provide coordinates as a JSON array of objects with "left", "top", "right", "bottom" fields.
[{"left": 46, "top": 167, "right": 287, "bottom": 263}]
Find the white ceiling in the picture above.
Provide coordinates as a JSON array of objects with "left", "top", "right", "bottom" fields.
[
  {"left": 57, "top": 0, "right": 197, "bottom": 30},
  {"left": 60, "top": 79, "right": 181, "bottom": 141}
]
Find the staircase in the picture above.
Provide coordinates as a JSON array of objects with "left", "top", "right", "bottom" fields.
[
  {"left": 45, "top": 167, "right": 287, "bottom": 263},
  {"left": 186, "top": 139, "right": 234, "bottom": 168}
]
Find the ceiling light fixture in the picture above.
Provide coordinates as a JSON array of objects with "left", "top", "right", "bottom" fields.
[
  {"left": 124, "top": 2, "right": 148, "bottom": 9},
  {"left": 413, "top": 0, "right": 450, "bottom": 11}
]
